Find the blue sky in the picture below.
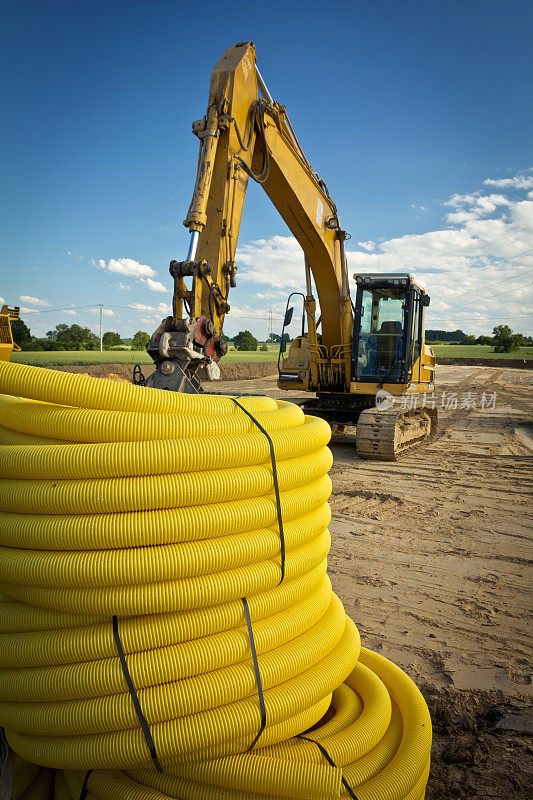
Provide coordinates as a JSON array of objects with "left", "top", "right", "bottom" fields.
[{"left": 1, "top": 0, "right": 532, "bottom": 339}]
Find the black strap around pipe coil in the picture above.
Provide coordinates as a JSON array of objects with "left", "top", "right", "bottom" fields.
[
  {"left": 242, "top": 597, "right": 267, "bottom": 751},
  {"left": 230, "top": 397, "right": 286, "bottom": 583},
  {"left": 297, "top": 735, "right": 360, "bottom": 799},
  {"left": 112, "top": 616, "right": 162, "bottom": 772},
  {"left": 77, "top": 769, "right": 93, "bottom": 800}
]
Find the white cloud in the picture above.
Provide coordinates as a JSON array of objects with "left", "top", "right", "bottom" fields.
[
  {"left": 255, "top": 290, "right": 288, "bottom": 301},
  {"left": 445, "top": 210, "right": 479, "bottom": 224},
  {"left": 220, "top": 302, "right": 285, "bottom": 340},
  {"left": 0, "top": 297, "right": 4, "bottom": 304},
  {"left": 357, "top": 241, "right": 376, "bottom": 251},
  {"left": 19, "top": 295, "right": 50, "bottom": 307},
  {"left": 116, "top": 282, "right": 131, "bottom": 291},
  {"left": 237, "top": 236, "right": 304, "bottom": 288},
  {"left": 62, "top": 310, "right": 77, "bottom": 315},
  {"left": 128, "top": 302, "right": 171, "bottom": 315},
  {"left": 19, "top": 306, "right": 40, "bottom": 314},
  {"left": 476, "top": 194, "right": 510, "bottom": 213},
  {"left": 445, "top": 193, "right": 478, "bottom": 207},
  {"left": 231, "top": 304, "right": 282, "bottom": 320},
  {"left": 95, "top": 258, "right": 156, "bottom": 279},
  {"left": 347, "top": 174, "right": 533, "bottom": 335},
  {"left": 90, "top": 308, "right": 115, "bottom": 317},
  {"left": 484, "top": 173, "right": 533, "bottom": 190},
  {"left": 67, "top": 251, "right": 84, "bottom": 260},
  {"left": 94, "top": 257, "right": 168, "bottom": 293},
  {"left": 233, "top": 172, "right": 533, "bottom": 336},
  {"left": 444, "top": 192, "right": 511, "bottom": 224},
  {"left": 143, "top": 277, "right": 167, "bottom": 293}
]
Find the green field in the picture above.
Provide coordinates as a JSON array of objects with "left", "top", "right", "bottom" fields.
[
  {"left": 431, "top": 345, "right": 533, "bottom": 359},
  {"left": 10, "top": 343, "right": 533, "bottom": 367}
]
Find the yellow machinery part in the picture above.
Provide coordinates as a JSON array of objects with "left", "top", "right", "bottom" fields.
[
  {"left": 0, "top": 304, "right": 21, "bottom": 363},
  {"left": 0, "top": 362, "right": 431, "bottom": 798}
]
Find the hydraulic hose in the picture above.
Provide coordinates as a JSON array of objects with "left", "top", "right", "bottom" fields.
[{"left": 0, "top": 361, "right": 431, "bottom": 799}]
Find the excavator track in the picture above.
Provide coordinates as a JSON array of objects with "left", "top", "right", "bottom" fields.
[{"left": 355, "top": 406, "right": 438, "bottom": 461}]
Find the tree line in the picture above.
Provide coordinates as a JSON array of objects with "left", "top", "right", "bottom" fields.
[
  {"left": 222, "top": 331, "right": 291, "bottom": 350},
  {"left": 426, "top": 326, "right": 532, "bottom": 353},
  {"left": 11, "top": 320, "right": 151, "bottom": 351},
  {"left": 11, "top": 320, "right": 290, "bottom": 353},
  {"left": 10, "top": 318, "right": 531, "bottom": 355}
]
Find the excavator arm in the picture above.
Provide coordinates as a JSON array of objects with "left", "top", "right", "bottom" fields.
[{"left": 146, "top": 42, "right": 352, "bottom": 392}]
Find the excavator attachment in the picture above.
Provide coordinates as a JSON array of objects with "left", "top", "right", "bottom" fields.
[{"left": 144, "top": 313, "right": 226, "bottom": 393}]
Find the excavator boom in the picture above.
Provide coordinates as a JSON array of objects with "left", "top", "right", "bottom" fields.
[{"left": 146, "top": 42, "right": 351, "bottom": 392}]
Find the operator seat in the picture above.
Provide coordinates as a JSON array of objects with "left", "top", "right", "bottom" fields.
[{"left": 378, "top": 320, "right": 403, "bottom": 371}]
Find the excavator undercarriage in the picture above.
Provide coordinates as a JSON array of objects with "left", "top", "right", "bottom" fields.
[
  {"left": 299, "top": 394, "right": 438, "bottom": 460},
  {"left": 355, "top": 407, "right": 438, "bottom": 461}
]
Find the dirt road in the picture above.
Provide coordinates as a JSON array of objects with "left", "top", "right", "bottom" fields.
[{"left": 206, "top": 365, "right": 533, "bottom": 799}]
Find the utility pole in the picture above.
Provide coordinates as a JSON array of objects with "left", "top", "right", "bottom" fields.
[{"left": 98, "top": 305, "right": 103, "bottom": 352}]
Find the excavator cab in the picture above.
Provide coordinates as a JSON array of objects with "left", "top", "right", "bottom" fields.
[{"left": 352, "top": 274, "right": 430, "bottom": 385}]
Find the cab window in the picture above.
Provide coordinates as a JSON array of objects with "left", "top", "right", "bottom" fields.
[{"left": 356, "top": 289, "right": 406, "bottom": 380}]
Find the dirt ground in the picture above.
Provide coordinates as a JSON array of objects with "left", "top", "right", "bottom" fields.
[
  {"left": 43, "top": 359, "right": 277, "bottom": 381},
  {"left": 203, "top": 365, "right": 533, "bottom": 799}
]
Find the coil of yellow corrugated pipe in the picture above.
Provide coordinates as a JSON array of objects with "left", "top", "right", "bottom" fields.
[
  {"left": 9, "top": 754, "right": 53, "bottom": 799},
  {"left": 0, "top": 361, "right": 431, "bottom": 799}
]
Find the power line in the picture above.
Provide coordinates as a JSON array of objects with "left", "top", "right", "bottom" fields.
[
  {"left": 357, "top": 244, "right": 533, "bottom": 313},
  {"left": 354, "top": 245, "right": 533, "bottom": 289},
  {"left": 428, "top": 314, "right": 533, "bottom": 322},
  {"left": 33, "top": 304, "right": 101, "bottom": 313},
  {"left": 35, "top": 302, "right": 168, "bottom": 314},
  {"left": 431, "top": 268, "right": 533, "bottom": 309},
  {"left": 422, "top": 246, "right": 533, "bottom": 293},
  {"left": 434, "top": 281, "right": 532, "bottom": 313}
]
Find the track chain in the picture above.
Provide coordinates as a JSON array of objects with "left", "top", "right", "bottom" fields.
[{"left": 355, "top": 407, "right": 438, "bottom": 461}]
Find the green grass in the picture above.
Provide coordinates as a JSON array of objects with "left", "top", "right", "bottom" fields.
[
  {"left": 11, "top": 343, "right": 532, "bottom": 367},
  {"left": 225, "top": 348, "right": 279, "bottom": 362},
  {"left": 431, "top": 345, "right": 533, "bottom": 360}
]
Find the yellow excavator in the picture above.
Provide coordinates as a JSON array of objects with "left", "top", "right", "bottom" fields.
[
  {"left": 145, "top": 41, "right": 437, "bottom": 460},
  {"left": 0, "top": 305, "right": 20, "bottom": 362}
]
